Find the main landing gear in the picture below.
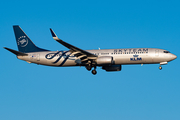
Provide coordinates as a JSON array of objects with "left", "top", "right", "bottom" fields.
[
  {"left": 91, "top": 66, "right": 97, "bottom": 75},
  {"left": 85, "top": 65, "right": 92, "bottom": 71},
  {"left": 85, "top": 65, "right": 97, "bottom": 75}
]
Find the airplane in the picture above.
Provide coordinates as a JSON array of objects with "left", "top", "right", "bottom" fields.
[{"left": 4, "top": 25, "right": 177, "bottom": 75}]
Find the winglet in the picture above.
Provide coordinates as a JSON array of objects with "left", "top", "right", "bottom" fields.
[{"left": 50, "top": 28, "right": 60, "bottom": 41}]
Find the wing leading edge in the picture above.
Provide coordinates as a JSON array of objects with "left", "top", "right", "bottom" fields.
[{"left": 50, "top": 29, "right": 97, "bottom": 63}]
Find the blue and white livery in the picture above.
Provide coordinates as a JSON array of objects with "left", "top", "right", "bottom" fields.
[{"left": 4, "top": 26, "right": 177, "bottom": 75}]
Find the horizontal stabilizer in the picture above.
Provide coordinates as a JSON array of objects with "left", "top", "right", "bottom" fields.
[{"left": 4, "top": 47, "right": 28, "bottom": 56}]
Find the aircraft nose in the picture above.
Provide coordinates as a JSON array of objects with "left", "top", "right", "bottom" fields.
[{"left": 171, "top": 54, "right": 177, "bottom": 60}]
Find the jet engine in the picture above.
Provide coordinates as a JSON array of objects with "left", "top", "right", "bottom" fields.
[
  {"left": 96, "top": 56, "right": 113, "bottom": 65},
  {"left": 102, "top": 65, "right": 122, "bottom": 71}
]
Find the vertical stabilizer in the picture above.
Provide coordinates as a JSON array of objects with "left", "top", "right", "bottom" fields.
[{"left": 13, "top": 25, "right": 48, "bottom": 53}]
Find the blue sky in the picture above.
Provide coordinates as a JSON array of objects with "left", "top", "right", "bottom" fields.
[{"left": 1, "top": 0, "right": 180, "bottom": 120}]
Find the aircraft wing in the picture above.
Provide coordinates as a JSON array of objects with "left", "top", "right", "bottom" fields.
[{"left": 50, "top": 29, "right": 97, "bottom": 63}]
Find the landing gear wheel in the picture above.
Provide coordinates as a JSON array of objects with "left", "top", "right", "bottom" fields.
[
  {"left": 92, "top": 69, "right": 97, "bottom": 75},
  {"left": 159, "top": 66, "right": 162, "bottom": 70},
  {"left": 86, "top": 66, "right": 92, "bottom": 71}
]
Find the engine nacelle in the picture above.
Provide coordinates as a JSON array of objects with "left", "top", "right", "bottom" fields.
[
  {"left": 102, "top": 65, "right": 122, "bottom": 71},
  {"left": 96, "top": 56, "right": 113, "bottom": 65}
]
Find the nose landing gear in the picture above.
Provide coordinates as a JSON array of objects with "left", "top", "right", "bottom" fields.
[
  {"left": 159, "top": 66, "right": 162, "bottom": 70},
  {"left": 159, "top": 62, "right": 168, "bottom": 70}
]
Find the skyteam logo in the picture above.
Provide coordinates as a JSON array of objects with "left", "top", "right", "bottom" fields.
[
  {"left": 45, "top": 51, "right": 71, "bottom": 66},
  {"left": 18, "top": 36, "right": 28, "bottom": 47},
  {"left": 130, "top": 55, "right": 142, "bottom": 61}
]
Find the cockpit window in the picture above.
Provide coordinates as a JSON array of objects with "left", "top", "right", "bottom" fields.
[{"left": 163, "top": 51, "right": 170, "bottom": 53}]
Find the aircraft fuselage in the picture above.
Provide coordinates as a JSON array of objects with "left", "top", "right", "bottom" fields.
[
  {"left": 17, "top": 48, "right": 177, "bottom": 67},
  {"left": 4, "top": 26, "right": 177, "bottom": 75}
]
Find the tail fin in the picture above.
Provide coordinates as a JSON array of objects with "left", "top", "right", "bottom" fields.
[{"left": 13, "top": 25, "right": 48, "bottom": 53}]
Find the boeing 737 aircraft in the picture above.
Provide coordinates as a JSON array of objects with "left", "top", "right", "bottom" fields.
[{"left": 4, "top": 26, "right": 177, "bottom": 75}]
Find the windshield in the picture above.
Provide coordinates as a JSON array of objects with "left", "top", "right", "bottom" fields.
[{"left": 163, "top": 51, "right": 170, "bottom": 53}]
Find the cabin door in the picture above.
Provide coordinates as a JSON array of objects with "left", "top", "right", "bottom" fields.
[{"left": 155, "top": 50, "right": 159, "bottom": 56}]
